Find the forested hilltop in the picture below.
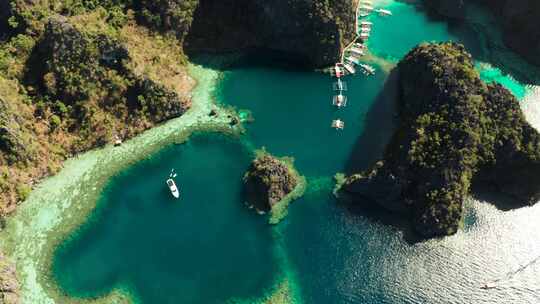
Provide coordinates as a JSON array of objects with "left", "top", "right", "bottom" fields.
[{"left": 0, "top": 0, "right": 358, "bottom": 215}]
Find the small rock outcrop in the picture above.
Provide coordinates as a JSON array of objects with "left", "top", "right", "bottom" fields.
[
  {"left": 243, "top": 152, "right": 306, "bottom": 224},
  {"left": 341, "top": 43, "right": 540, "bottom": 238},
  {"left": 244, "top": 153, "right": 298, "bottom": 212},
  {"left": 424, "top": 0, "right": 540, "bottom": 68}
]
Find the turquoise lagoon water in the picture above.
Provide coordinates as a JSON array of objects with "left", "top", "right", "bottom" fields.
[{"left": 52, "top": 1, "right": 540, "bottom": 303}]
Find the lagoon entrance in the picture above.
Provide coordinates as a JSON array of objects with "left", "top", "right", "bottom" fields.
[{"left": 50, "top": 1, "right": 540, "bottom": 304}]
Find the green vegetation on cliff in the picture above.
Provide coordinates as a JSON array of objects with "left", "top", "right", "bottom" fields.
[
  {"left": 341, "top": 42, "right": 540, "bottom": 238},
  {"left": 243, "top": 150, "right": 306, "bottom": 224},
  {"left": 0, "top": 2, "right": 194, "bottom": 212}
]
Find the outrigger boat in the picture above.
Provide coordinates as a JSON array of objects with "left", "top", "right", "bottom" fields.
[
  {"left": 343, "top": 62, "right": 356, "bottom": 74},
  {"left": 331, "top": 63, "right": 345, "bottom": 78},
  {"left": 333, "top": 94, "right": 348, "bottom": 108},
  {"left": 359, "top": 63, "right": 376, "bottom": 75},
  {"left": 331, "top": 119, "right": 345, "bottom": 130},
  {"left": 377, "top": 9, "right": 392, "bottom": 16},
  {"left": 333, "top": 79, "right": 348, "bottom": 91},
  {"left": 480, "top": 282, "right": 496, "bottom": 290},
  {"left": 345, "top": 56, "right": 361, "bottom": 65},
  {"left": 353, "top": 43, "right": 366, "bottom": 50}
]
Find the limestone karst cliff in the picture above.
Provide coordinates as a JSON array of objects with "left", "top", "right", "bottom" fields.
[{"left": 340, "top": 43, "right": 540, "bottom": 238}]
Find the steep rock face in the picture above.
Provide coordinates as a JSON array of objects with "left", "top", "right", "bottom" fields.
[
  {"left": 424, "top": 0, "right": 540, "bottom": 67},
  {"left": 0, "top": 96, "right": 35, "bottom": 165},
  {"left": 184, "top": 0, "right": 359, "bottom": 67},
  {"left": 127, "top": 77, "right": 191, "bottom": 123},
  {"left": 341, "top": 43, "right": 540, "bottom": 238},
  {"left": 31, "top": 17, "right": 190, "bottom": 137},
  {"left": 243, "top": 154, "right": 298, "bottom": 212},
  {"left": 35, "top": 16, "right": 102, "bottom": 103},
  {"left": 135, "top": 0, "right": 199, "bottom": 41}
]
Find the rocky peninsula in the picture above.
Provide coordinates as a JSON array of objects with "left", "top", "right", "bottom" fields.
[
  {"left": 340, "top": 42, "right": 540, "bottom": 238},
  {"left": 424, "top": 0, "right": 540, "bottom": 68},
  {"left": 243, "top": 151, "right": 305, "bottom": 224}
]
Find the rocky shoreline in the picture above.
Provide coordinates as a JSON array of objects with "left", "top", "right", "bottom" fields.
[
  {"left": 243, "top": 151, "right": 306, "bottom": 224},
  {"left": 340, "top": 42, "right": 540, "bottom": 238}
]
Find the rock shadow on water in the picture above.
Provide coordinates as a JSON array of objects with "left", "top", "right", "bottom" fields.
[
  {"left": 344, "top": 69, "right": 398, "bottom": 174},
  {"left": 339, "top": 197, "right": 426, "bottom": 244},
  {"left": 188, "top": 49, "right": 317, "bottom": 72},
  {"left": 471, "top": 186, "right": 538, "bottom": 212},
  {"left": 339, "top": 69, "right": 426, "bottom": 244}
]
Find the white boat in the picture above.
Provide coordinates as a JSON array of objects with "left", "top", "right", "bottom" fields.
[
  {"left": 343, "top": 63, "right": 356, "bottom": 74},
  {"left": 331, "top": 119, "right": 345, "bottom": 130},
  {"left": 480, "top": 282, "right": 496, "bottom": 290},
  {"left": 359, "top": 63, "right": 376, "bottom": 75},
  {"left": 377, "top": 9, "right": 392, "bottom": 16},
  {"left": 360, "top": 27, "right": 372, "bottom": 33},
  {"left": 359, "top": 5, "right": 374, "bottom": 17},
  {"left": 333, "top": 94, "right": 348, "bottom": 108},
  {"left": 166, "top": 178, "right": 180, "bottom": 199},
  {"left": 333, "top": 79, "right": 348, "bottom": 91},
  {"left": 332, "top": 63, "right": 344, "bottom": 78},
  {"left": 346, "top": 56, "right": 361, "bottom": 65},
  {"left": 353, "top": 43, "right": 366, "bottom": 49},
  {"left": 349, "top": 47, "right": 365, "bottom": 57}
]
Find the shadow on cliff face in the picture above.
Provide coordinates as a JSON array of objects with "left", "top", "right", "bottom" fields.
[
  {"left": 187, "top": 49, "right": 314, "bottom": 72},
  {"left": 344, "top": 69, "right": 399, "bottom": 174},
  {"left": 471, "top": 189, "right": 531, "bottom": 212}
]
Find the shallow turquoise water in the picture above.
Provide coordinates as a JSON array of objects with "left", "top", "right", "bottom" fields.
[
  {"left": 52, "top": 1, "right": 540, "bottom": 303},
  {"left": 53, "top": 134, "right": 279, "bottom": 303}
]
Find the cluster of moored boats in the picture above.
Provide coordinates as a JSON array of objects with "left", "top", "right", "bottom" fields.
[{"left": 330, "top": 0, "right": 392, "bottom": 130}]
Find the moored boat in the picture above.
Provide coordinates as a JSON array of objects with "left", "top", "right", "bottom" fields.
[{"left": 166, "top": 178, "right": 180, "bottom": 199}]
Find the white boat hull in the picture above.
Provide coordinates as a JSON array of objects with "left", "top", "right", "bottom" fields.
[{"left": 167, "top": 179, "right": 180, "bottom": 199}]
